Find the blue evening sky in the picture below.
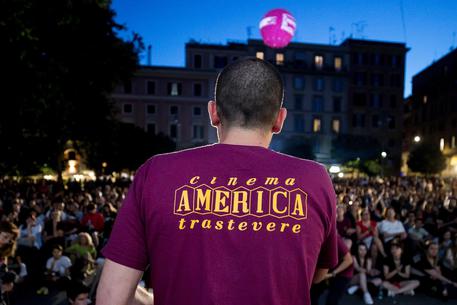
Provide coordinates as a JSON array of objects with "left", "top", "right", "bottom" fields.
[{"left": 112, "top": 0, "right": 457, "bottom": 97}]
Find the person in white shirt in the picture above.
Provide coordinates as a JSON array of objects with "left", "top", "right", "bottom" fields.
[
  {"left": 377, "top": 208, "right": 407, "bottom": 243},
  {"left": 37, "top": 244, "right": 72, "bottom": 295}
]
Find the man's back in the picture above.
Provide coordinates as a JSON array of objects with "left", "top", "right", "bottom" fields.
[{"left": 102, "top": 143, "right": 337, "bottom": 305}]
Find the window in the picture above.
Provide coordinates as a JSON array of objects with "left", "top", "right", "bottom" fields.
[
  {"left": 370, "top": 94, "right": 383, "bottom": 108},
  {"left": 193, "top": 106, "right": 202, "bottom": 116},
  {"left": 352, "top": 113, "right": 365, "bottom": 128},
  {"left": 423, "top": 96, "right": 428, "bottom": 104},
  {"left": 194, "top": 54, "right": 202, "bottom": 69},
  {"left": 193, "top": 83, "right": 202, "bottom": 96},
  {"left": 214, "top": 56, "right": 228, "bottom": 68},
  {"left": 146, "top": 81, "right": 155, "bottom": 95},
  {"left": 294, "top": 52, "right": 306, "bottom": 67},
  {"left": 353, "top": 93, "right": 367, "bottom": 106},
  {"left": 354, "top": 72, "right": 366, "bottom": 86},
  {"left": 170, "top": 105, "right": 178, "bottom": 115},
  {"left": 314, "top": 55, "right": 324, "bottom": 70},
  {"left": 387, "top": 115, "right": 396, "bottom": 129},
  {"left": 390, "top": 95, "right": 397, "bottom": 108},
  {"left": 334, "top": 56, "right": 342, "bottom": 71},
  {"left": 147, "top": 123, "right": 156, "bottom": 135},
  {"left": 168, "top": 82, "right": 182, "bottom": 96},
  {"left": 276, "top": 53, "right": 284, "bottom": 65},
  {"left": 390, "top": 74, "right": 401, "bottom": 87},
  {"left": 373, "top": 53, "right": 381, "bottom": 65},
  {"left": 293, "top": 114, "right": 305, "bottom": 132},
  {"left": 312, "top": 117, "right": 322, "bottom": 133},
  {"left": 123, "top": 81, "right": 132, "bottom": 94},
  {"left": 312, "top": 96, "right": 324, "bottom": 112},
  {"left": 170, "top": 124, "right": 178, "bottom": 138},
  {"left": 333, "top": 97, "right": 342, "bottom": 112},
  {"left": 293, "top": 76, "right": 305, "bottom": 90},
  {"left": 192, "top": 125, "right": 205, "bottom": 140},
  {"left": 331, "top": 118, "right": 341, "bottom": 133},
  {"left": 256, "top": 52, "right": 264, "bottom": 60},
  {"left": 452, "top": 136, "right": 456, "bottom": 149},
  {"left": 146, "top": 104, "right": 156, "bottom": 114},
  {"left": 332, "top": 78, "right": 344, "bottom": 92},
  {"left": 371, "top": 73, "right": 384, "bottom": 87},
  {"left": 123, "top": 103, "right": 133, "bottom": 114},
  {"left": 313, "top": 78, "right": 325, "bottom": 91},
  {"left": 372, "top": 115, "right": 380, "bottom": 128},
  {"left": 294, "top": 94, "right": 303, "bottom": 110}
]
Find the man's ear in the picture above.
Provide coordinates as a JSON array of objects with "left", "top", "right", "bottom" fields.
[
  {"left": 208, "top": 100, "right": 221, "bottom": 127},
  {"left": 272, "top": 107, "right": 287, "bottom": 134}
]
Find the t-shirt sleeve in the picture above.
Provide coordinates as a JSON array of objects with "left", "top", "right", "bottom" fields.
[
  {"left": 316, "top": 165, "right": 338, "bottom": 269},
  {"left": 101, "top": 161, "right": 150, "bottom": 271}
]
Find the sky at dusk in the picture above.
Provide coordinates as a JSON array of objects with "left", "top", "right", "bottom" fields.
[{"left": 112, "top": 0, "right": 457, "bottom": 97}]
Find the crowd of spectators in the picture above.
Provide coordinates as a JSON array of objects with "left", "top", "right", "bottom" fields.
[{"left": 0, "top": 175, "right": 456, "bottom": 304}]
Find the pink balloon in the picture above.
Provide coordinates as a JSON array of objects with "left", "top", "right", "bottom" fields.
[{"left": 259, "top": 8, "right": 296, "bottom": 49}]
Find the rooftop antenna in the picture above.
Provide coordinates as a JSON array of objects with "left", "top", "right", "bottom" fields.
[
  {"left": 147, "top": 45, "right": 152, "bottom": 66},
  {"left": 340, "top": 31, "right": 346, "bottom": 43},
  {"left": 328, "top": 26, "right": 336, "bottom": 45},
  {"left": 399, "top": 0, "right": 408, "bottom": 43},
  {"left": 246, "top": 26, "right": 255, "bottom": 40},
  {"left": 351, "top": 21, "right": 367, "bottom": 39}
]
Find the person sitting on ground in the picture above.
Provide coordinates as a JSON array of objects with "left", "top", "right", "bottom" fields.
[
  {"left": 66, "top": 280, "right": 90, "bottom": 305},
  {"left": 416, "top": 241, "right": 457, "bottom": 300},
  {"left": 382, "top": 242, "right": 420, "bottom": 297},
  {"left": 66, "top": 232, "right": 96, "bottom": 261},
  {"left": 37, "top": 244, "right": 72, "bottom": 295},
  {"left": 347, "top": 242, "right": 382, "bottom": 302},
  {"left": 80, "top": 204, "right": 104, "bottom": 233},
  {"left": 377, "top": 208, "right": 407, "bottom": 245},
  {"left": 0, "top": 272, "right": 17, "bottom": 305},
  {"left": 356, "top": 208, "right": 386, "bottom": 261}
]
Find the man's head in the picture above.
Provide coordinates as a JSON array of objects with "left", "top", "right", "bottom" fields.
[
  {"left": 209, "top": 58, "right": 286, "bottom": 135},
  {"left": 1, "top": 272, "right": 16, "bottom": 293},
  {"left": 67, "top": 281, "right": 90, "bottom": 305},
  {"left": 52, "top": 244, "right": 63, "bottom": 259}
]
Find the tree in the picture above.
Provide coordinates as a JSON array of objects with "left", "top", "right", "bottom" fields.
[
  {"left": 0, "top": 0, "right": 143, "bottom": 176},
  {"left": 282, "top": 137, "right": 315, "bottom": 160},
  {"left": 86, "top": 123, "right": 176, "bottom": 173},
  {"left": 331, "top": 134, "right": 382, "bottom": 164},
  {"left": 407, "top": 141, "right": 446, "bottom": 175}
]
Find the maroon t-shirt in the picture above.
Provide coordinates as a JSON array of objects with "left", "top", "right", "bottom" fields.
[
  {"left": 333, "top": 236, "right": 354, "bottom": 278},
  {"left": 101, "top": 143, "right": 338, "bottom": 305}
]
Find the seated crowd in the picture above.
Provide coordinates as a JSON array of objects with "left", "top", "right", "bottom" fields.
[{"left": 0, "top": 176, "right": 456, "bottom": 304}]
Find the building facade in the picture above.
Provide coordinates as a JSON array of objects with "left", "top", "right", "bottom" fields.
[
  {"left": 112, "top": 38, "right": 407, "bottom": 168},
  {"left": 403, "top": 47, "right": 457, "bottom": 175}
]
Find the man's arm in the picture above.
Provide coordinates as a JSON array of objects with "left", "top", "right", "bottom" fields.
[
  {"left": 96, "top": 259, "right": 153, "bottom": 305},
  {"left": 312, "top": 268, "right": 329, "bottom": 284}
]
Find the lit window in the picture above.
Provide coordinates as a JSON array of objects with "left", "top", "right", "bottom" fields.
[
  {"left": 440, "top": 138, "right": 445, "bottom": 151},
  {"left": 332, "top": 119, "right": 340, "bottom": 133},
  {"left": 423, "top": 95, "right": 428, "bottom": 104},
  {"left": 168, "top": 82, "right": 182, "bottom": 96},
  {"left": 313, "top": 118, "right": 322, "bottom": 133},
  {"left": 256, "top": 52, "right": 264, "bottom": 60},
  {"left": 314, "top": 55, "right": 324, "bottom": 70},
  {"left": 452, "top": 136, "right": 456, "bottom": 149},
  {"left": 276, "top": 53, "right": 284, "bottom": 65},
  {"left": 334, "top": 57, "right": 342, "bottom": 71}
]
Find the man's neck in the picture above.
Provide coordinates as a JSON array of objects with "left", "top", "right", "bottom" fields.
[{"left": 218, "top": 127, "right": 272, "bottom": 148}]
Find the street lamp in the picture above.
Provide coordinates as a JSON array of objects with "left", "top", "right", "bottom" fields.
[
  {"left": 414, "top": 136, "right": 421, "bottom": 143},
  {"left": 380, "top": 151, "right": 387, "bottom": 177}
]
